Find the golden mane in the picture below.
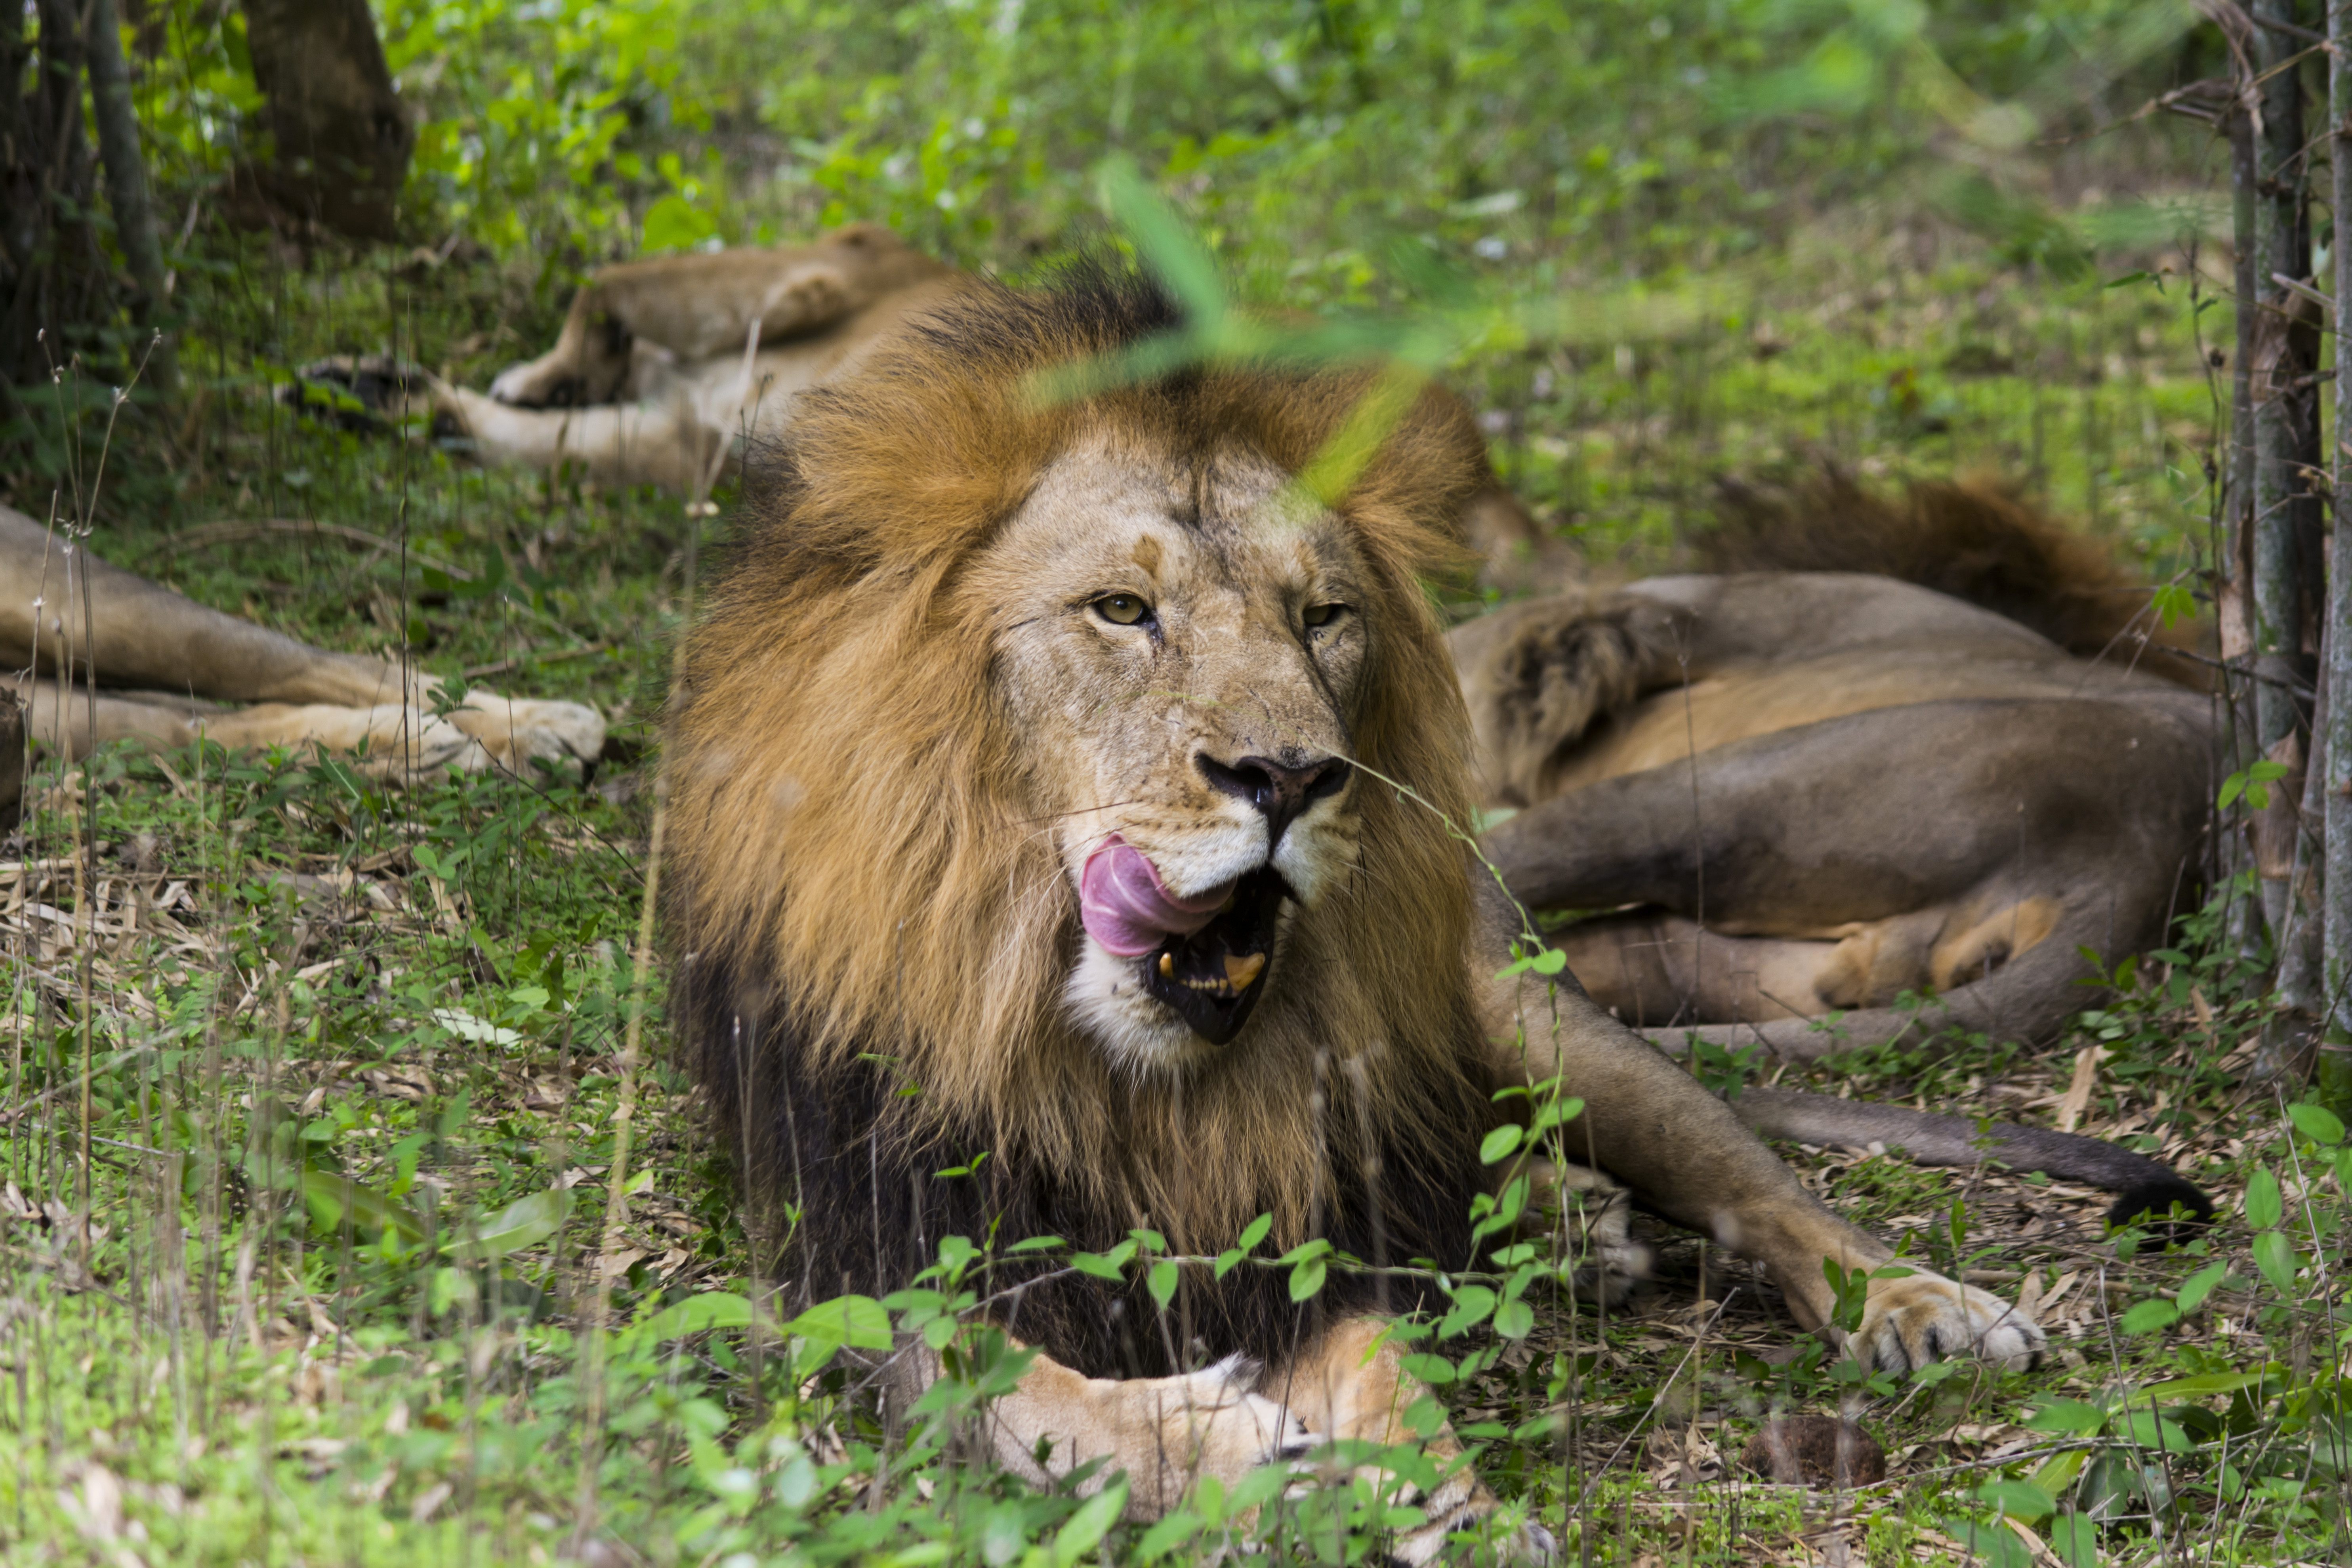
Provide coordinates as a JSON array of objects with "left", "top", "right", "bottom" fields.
[{"left": 665, "top": 280, "right": 1503, "bottom": 1360}]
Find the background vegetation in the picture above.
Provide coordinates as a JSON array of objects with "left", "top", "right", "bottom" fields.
[{"left": 4, "top": 1, "right": 2347, "bottom": 1564}]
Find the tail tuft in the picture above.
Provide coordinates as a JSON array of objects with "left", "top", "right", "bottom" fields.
[{"left": 2106, "top": 1176, "right": 2216, "bottom": 1235}]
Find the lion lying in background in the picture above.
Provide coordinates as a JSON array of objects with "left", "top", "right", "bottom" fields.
[
  {"left": 0, "top": 502, "right": 603, "bottom": 806},
  {"left": 1458, "top": 474, "right": 2215, "bottom": 1063},
  {"left": 295, "top": 225, "right": 976, "bottom": 495}
]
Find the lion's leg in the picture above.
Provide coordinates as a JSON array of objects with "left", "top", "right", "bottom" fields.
[
  {"left": 486, "top": 283, "right": 630, "bottom": 408},
  {"left": 1270, "top": 1318, "right": 1552, "bottom": 1565},
  {"left": 10, "top": 675, "right": 484, "bottom": 775},
  {"left": 0, "top": 503, "right": 419, "bottom": 708},
  {"left": 903, "top": 1340, "right": 1312, "bottom": 1519},
  {"left": 14, "top": 677, "right": 201, "bottom": 756},
  {"left": 1547, "top": 912, "right": 1888, "bottom": 1028},
  {"left": 10, "top": 675, "right": 599, "bottom": 781},
  {"left": 1492, "top": 975, "right": 2044, "bottom": 1371},
  {"left": 433, "top": 383, "right": 719, "bottom": 492}
]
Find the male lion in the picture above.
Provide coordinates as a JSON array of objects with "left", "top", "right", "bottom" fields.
[
  {"left": 0, "top": 501, "right": 603, "bottom": 801},
  {"left": 665, "top": 279, "right": 2106, "bottom": 1560}
]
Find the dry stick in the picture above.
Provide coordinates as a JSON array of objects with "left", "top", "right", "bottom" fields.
[{"left": 567, "top": 775, "right": 670, "bottom": 1557}]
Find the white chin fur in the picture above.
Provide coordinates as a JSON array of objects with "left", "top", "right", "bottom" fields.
[{"left": 1065, "top": 938, "right": 1217, "bottom": 1074}]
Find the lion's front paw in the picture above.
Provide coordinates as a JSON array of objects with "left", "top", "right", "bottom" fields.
[
  {"left": 1388, "top": 1496, "right": 1556, "bottom": 1566},
  {"left": 1855, "top": 1270, "right": 2045, "bottom": 1373},
  {"left": 1134, "top": 1354, "right": 1321, "bottom": 1513},
  {"left": 441, "top": 691, "right": 608, "bottom": 771}
]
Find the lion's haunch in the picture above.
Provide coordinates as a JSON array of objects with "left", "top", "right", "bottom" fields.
[{"left": 1079, "top": 836, "right": 1234, "bottom": 956}]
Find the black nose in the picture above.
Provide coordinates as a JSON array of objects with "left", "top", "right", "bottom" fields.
[{"left": 1196, "top": 752, "right": 1351, "bottom": 849}]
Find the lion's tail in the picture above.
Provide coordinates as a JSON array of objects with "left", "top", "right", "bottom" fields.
[
  {"left": 1705, "top": 466, "right": 2206, "bottom": 687},
  {"left": 1731, "top": 1084, "right": 2212, "bottom": 1231}
]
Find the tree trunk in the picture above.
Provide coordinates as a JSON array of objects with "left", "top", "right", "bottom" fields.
[
  {"left": 237, "top": 0, "right": 416, "bottom": 243},
  {"left": 2251, "top": 0, "right": 2322, "bottom": 935},
  {"left": 84, "top": 0, "right": 175, "bottom": 393},
  {"left": 2323, "top": 0, "right": 2352, "bottom": 1107},
  {"left": 2222, "top": 63, "right": 2267, "bottom": 958}
]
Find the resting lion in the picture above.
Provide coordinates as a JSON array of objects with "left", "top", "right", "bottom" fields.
[
  {"left": 296, "top": 224, "right": 976, "bottom": 495},
  {"left": 0, "top": 502, "right": 604, "bottom": 803},
  {"left": 663, "top": 279, "right": 2203, "bottom": 1559},
  {"left": 1455, "top": 475, "right": 2217, "bottom": 1062}
]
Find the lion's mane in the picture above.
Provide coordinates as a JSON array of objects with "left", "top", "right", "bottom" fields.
[{"left": 666, "top": 279, "right": 1505, "bottom": 1378}]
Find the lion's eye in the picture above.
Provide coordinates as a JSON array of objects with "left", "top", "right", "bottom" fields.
[
  {"left": 1303, "top": 602, "right": 1345, "bottom": 629},
  {"left": 1094, "top": 593, "right": 1152, "bottom": 627}
]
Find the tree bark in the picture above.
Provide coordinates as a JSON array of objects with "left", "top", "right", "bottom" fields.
[
  {"left": 237, "top": 0, "right": 415, "bottom": 243},
  {"left": 84, "top": 0, "right": 175, "bottom": 393},
  {"left": 2, "top": 0, "right": 106, "bottom": 392},
  {"left": 2250, "top": 0, "right": 2323, "bottom": 975},
  {"left": 2322, "top": 0, "right": 2352, "bottom": 1105},
  {"left": 2222, "top": 56, "right": 2267, "bottom": 958}
]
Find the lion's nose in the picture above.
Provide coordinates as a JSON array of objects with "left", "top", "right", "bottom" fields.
[{"left": 1196, "top": 752, "right": 1351, "bottom": 849}]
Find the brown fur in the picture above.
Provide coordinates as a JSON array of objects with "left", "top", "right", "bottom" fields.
[
  {"left": 666, "top": 279, "right": 1496, "bottom": 1299},
  {"left": 1453, "top": 483, "right": 2218, "bottom": 1057},
  {"left": 1705, "top": 466, "right": 2205, "bottom": 685}
]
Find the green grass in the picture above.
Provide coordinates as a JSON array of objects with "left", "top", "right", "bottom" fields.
[{"left": 4, "top": 6, "right": 2348, "bottom": 1558}]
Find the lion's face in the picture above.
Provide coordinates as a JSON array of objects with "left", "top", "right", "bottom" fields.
[{"left": 964, "top": 435, "right": 1378, "bottom": 1072}]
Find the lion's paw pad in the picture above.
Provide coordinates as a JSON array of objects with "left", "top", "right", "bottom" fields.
[{"left": 1860, "top": 1274, "right": 2046, "bottom": 1372}]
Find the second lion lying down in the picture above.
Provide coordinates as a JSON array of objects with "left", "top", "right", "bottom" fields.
[{"left": 662, "top": 279, "right": 2194, "bottom": 1561}]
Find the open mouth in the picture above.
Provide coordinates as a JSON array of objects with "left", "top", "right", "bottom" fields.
[{"left": 1137, "top": 867, "right": 1288, "bottom": 1045}]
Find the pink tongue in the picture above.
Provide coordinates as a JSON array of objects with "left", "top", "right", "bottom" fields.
[{"left": 1080, "top": 836, "right": 1236, "bottom": 957}]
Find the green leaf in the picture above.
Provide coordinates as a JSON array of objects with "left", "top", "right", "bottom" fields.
[
  {"left": 1939, "top": 1515, "right": 2031, "bottom": 1568},
  {"left": 626, "top": 1292, "right": 755, "bottom": 1348},
  {"left": 2252, "top": 1229, "right": 2299, "bottom": 1294},
  {"left": 1480, "top": 1124, "right": 1524, "bottom": 1165},
  {"left": 1235, "top": 1213, "right": 1273, "bottom": 1252},
  {"left": 2287, "top": 1102, "right": 2346, "bottom": 1146},
  {"left": 1147, "top": 1259, "right": 1180, "bottom": 1312},
  {"left": 1053, "top": 1479, "right": 1128, "bottom": 1568},
  {"left": 2117, "top": 1299, "right": 2179, "bottom": 1336},
  {"left": 2045, "top": 1512, "right": 2099, "bottom": 1568},
  {"left": 300, "top": 1171, "right": 424, "bottom": 1241},
  {"left": 1493, "top": 1299, "right": 1535, "bottom": 1339},
  {"left": 1530, "top": 1095, "right": 1586, "bottom": 1134},
  {"left": 2244, "top": 1166, "right": 2283, "bottom": 1229},
  {"left": 1288, "top": 1257, "right": 1327, "bottom": 1302},
  {"left": 1135, "top": 1510, "right": 1201, "bottom": 1561},
  {"left": 2022, "top": 1400, "right": 2106, "bottom": 1436},
  {"left": 641, "top": 193, "right": 717, "bottom": 253},
  {"left": 1437, "top": 1286, "right": 1497, "bottom": 1339},
  {"left": 1978, "top": 1479, "right": 2055, "bottom": 1522},
  {"left": 460, "top": 1187, "right": 570, "bottom": 1259},
  {"left": 1072, "top": 1240, "right": 1137, "bottom": 1280},
  {"left": 786, "top": 1294, "right": 893, "bottom": 1351},
  {"left": 2174, "top": 1261, "right": 2228, "bottom": 1314},
  {"left": 2113, "top": 1409, "right": 2192, "bottom": 1453}
]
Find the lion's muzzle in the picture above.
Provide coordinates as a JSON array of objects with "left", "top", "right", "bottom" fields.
[{"left": 1081, "top": 836, "right": 1288, "bottom": 1047}]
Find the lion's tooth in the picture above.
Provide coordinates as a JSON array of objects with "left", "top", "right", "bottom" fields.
[
  {"left": 1158, "top": 952, "right": 1175, "bottom": 979},
  {"left": 1224, "top": 952, "right": 1266, "bottom": 990}
]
